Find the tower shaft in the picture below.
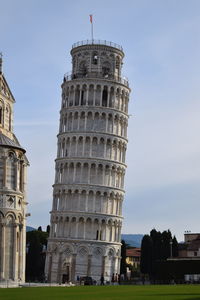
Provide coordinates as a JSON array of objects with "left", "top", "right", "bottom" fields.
[{"left": 46, "top": 40, "right": 130, "bottom": 283}]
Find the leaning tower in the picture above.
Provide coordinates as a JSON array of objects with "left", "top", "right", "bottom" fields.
[
  {"left": 0, "top": 56, "right": 29, "bottom": 283},
  {"left": 45, "top": 40, "right": 130, "bottom": 283}
]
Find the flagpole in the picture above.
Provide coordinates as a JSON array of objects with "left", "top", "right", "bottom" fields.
[
  {"left": 91, "top": 21, "right": 94, "bottom": 42},
  {"left": 90, "top": 15, "right": 94, "bottom": 43}
]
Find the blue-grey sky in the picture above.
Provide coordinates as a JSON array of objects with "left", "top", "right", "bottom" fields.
[{"left": 1, "top": 0, "right": 200, "bottom": 241}]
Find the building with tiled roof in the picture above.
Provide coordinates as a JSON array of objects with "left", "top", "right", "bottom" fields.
[{"left": 126, "top": 248, "right": 141, "bottom": 269}]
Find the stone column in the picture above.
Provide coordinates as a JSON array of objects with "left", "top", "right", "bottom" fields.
[
  {"left": 77, "top": 112, "right": 80, "bottom": 130},
  {"left": 100, "top": 193, "right": 104, "bottom": 213},
  {"left": 75, "top": 138, "right": 78, "bottom": 156},
  {"left": 73, "top": 87, "right": 76, "bottom": 106},
  {"left": 75, "top": 221, "right": 78, "bottom": 238},
  {"left": 106, "top": 196, "right": 109, "bottom": 214},
  {"left": 112, "top": 256, "right": 116, "bottom": 276},
  {"left": 87, "top": 255, "right": 92, "bottom": 276},
  {"left": 71, "top": 112, "right": 74, "bottom": 132},
  {"left": 71, "top": 254, "right": 77, "bottom": 282},
  {"left": 79, "top": 87, "right": 82, "bottom": 106},
  {"left": 0, "top": 223, "right": 5, "bottom": 280},
  {"left": 89, "top": 139, "right": 92, "bottom": 157},
  {"left": 125, "top": 121, "right": 127, "bottom": 138},
  {"left": 93, "top": 88, "right": 96, "bottom": 106},
  {"left": 18, "top": 225, "right": 23, "bottom": 281},
  {"left": 85, "top": 192, "right": 89, "bottom": 212},
  {"left": 100, "top": 86, "right": 103, "bottom": 107},
  {"left": 62, "top": 219, "right": 65, "bottom": 237},
  {"left": 108, "top": 88, "right": 111, "bottom": 107},
  {"left": 78, "top": 192, "right": 81, "bottom": 212},
  {"left": 95, "top": 165, "right": 98, "bottom": 185},
  {"left": 103, "top": 141, "right": 107, "bottom": 158},
  {"left": 86, "top": 86, "right": 89, "bottom": 105},
  {"left": 12, "top": 223, "right": 18, "bottom": 280},
  {"left": 101, "top": 255, "right": 106, "bottom": 275},
  {"left": 107, "top": 87, "right": 111, "bottom": 107},
  {"left": 108, "top": 167, "right": 111, "bottom": 186},
  {"left": 110, "top": 223, "right": 112, "bottom": 242},
  {"left": 84, "top": 113, "right": 87, "bottom": 130},
  {"left": 117, "top": 256, "right": 121, "bottom": 274},
  {"left": 82, "top": 137, "right": 85, "bottom": 157},
  {"left": 57, "top": 252, "right": 62, "bottom": 284},
  {"left": 102, "top": 166, "right": 105, "bottom": 186},
  {"left": 80, "top": 163, "right": 83, "bottom": 183},
  {"left": 83, "top": 220, "right": 86, "bottom": 239},
  {"left": 47, "top": 253, "right": 52, "bottom": 282},
  {"left": 118, "top": 225, "right": 122, "bottom": 242},
  {"left": 73, "top": 165, "right": 76, "bottom": 183},
  {"left": 113, "top": 88, "right": 117, "bottom": 109}
]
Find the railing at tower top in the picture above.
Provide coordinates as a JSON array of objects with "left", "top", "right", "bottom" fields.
[
  {"left": 63, "top": 72, "right": 129, "bottom": 87},
  {"left": 72, "top": 40, "right": 123, "bottom": 52}
]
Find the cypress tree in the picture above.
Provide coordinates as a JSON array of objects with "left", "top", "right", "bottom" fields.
[
  {"left": 140, "top": 235, "right": 153, "bottom": 275},
  {"left": 120, "top": 240, "right": 127, "bottom": 276}
]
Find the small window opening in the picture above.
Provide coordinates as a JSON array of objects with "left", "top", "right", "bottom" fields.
[
  {"left": 81, "top": 91, "right": 84, "bottom": 105},
  {"left": 102, "top": 67, "right": 110, "bottom": 77},
  {"left": 96, "top": 230, "right": 99, "bottom": 240},
  {"left": 82, "top": 67, "right": 87, "bottom": 76},
  {"left": 93, "top": 54, "right": 98, "bottom": 65},
  {"left": 9, "top": 112, "right": 11, "bottom": 131},
  {"left": 102, "top": 90, "right": 108, "bottom": 107},
  {"left": 116, "top": 57, "right": 120, "bottom": 69}
]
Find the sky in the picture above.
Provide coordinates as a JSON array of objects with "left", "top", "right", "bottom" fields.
[{"left": 0, "top": 0, "right": 200, "bottom": 241}]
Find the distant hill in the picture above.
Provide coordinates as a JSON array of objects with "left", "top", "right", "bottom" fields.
[
  {"left": 26, "top": 226, "right": 36, "bottom": 232},
  {"left": 121, "top": 234, "right": 144, "bottom": 247}
]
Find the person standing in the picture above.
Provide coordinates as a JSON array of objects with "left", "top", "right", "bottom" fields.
[{"left": 100, "top": 274, "right": 104, "bottom": 285}]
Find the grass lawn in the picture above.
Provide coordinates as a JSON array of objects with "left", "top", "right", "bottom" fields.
[{"left": 1, "top": 285, "right": 200, "bottom": 300}]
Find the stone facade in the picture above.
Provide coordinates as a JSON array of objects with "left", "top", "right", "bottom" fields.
[
  {"left": 45, "top": 40, "right": 130, "bottom": 283},
  {"left": 0, "top": 56, "right": 29, "bottom": 283}
]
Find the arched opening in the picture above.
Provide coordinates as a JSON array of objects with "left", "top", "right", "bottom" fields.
[
  {"left": 102, "top": 62, "right": 110, "bottom": 78},
  {"left": 92, "top": 52, "right": 98, "bottom": 65},
  {"left": 7, "top": 152, "right": 15, "bottom": 190},
  {"left": 102, "top": 87, "right": 108, "bottom": 107}
]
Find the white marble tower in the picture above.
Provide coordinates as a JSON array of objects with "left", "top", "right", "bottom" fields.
[
  {"left": 0, "top": 55, "right": 29, "bottom": 283},
  {"left": 45, "top": 40, "right": 130, "bottom": 283}
]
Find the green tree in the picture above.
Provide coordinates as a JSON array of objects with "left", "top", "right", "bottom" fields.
[
  {"left": 141, "top": 229, "right": 178, "bottom": 279},
  {"left": 161, "top": 230, "right": 172, "bottom": 259},
  {"left": 26, "top": 229, "right": 48, "bottom": 281},
  {"left": 172, "top": 236, "right": 179, "bottom": 257},
  {"left": 120, "top": 240, "right": 127, "bottom": 276},
  {"left": 140, "top": 235, "right": 153, "bottom": 275},
  {"left": 46, "top": 225, "right": 50, "bottom": 235}
]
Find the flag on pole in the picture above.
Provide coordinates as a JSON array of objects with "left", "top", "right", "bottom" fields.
[{"left": 90, "top": 14, "right": 93, "bottom": 23}]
